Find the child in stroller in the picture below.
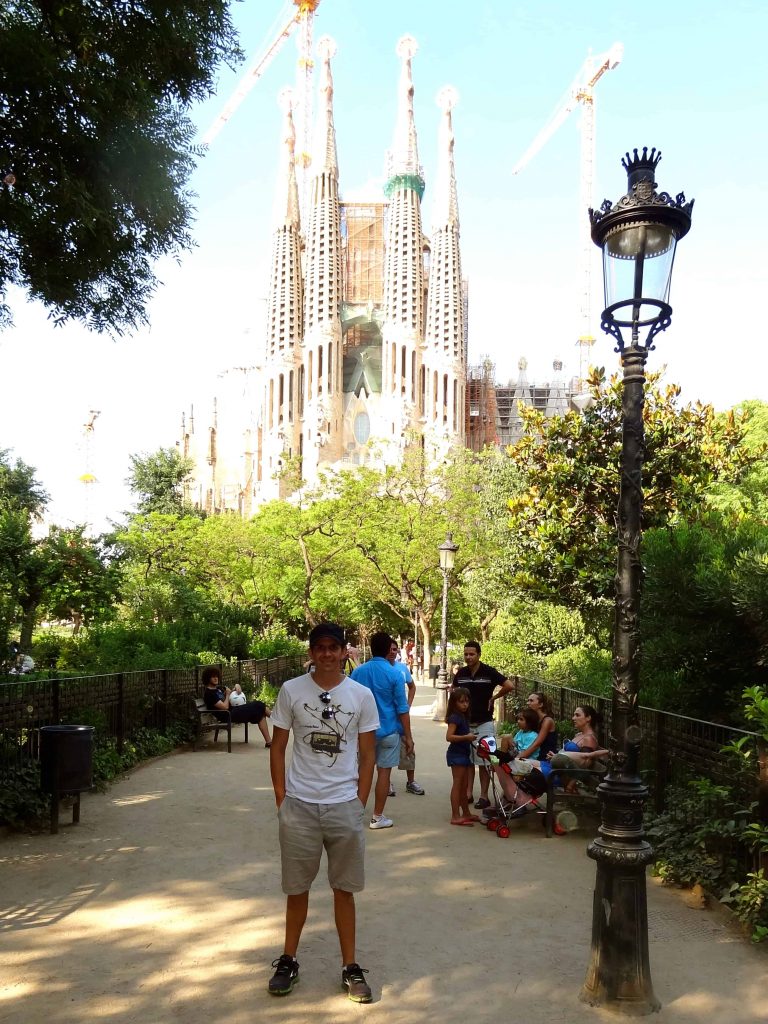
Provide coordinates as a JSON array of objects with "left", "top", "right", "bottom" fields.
[{"left": 474, "top": 736, "right": 548, "bottom": 838}]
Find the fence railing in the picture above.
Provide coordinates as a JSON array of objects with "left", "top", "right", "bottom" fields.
[{"left": 0, "top": 655, "right": 306, "bottom": 770}]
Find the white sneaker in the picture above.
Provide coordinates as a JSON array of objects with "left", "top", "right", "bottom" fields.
[{"left": 369, "top": 814, "right": 394, "bottom": 830}]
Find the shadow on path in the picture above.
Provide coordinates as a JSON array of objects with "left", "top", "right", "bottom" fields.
[{"left": 0, "top": 686, "right": 765, "bottom": 1023}]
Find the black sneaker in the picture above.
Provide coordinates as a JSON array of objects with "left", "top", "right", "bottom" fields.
[
  {"left": 268, "top": 954, "right": 300, "bottom": 996},
  {"left": 474, "top": 797, "right": 491, "bottom": 809},
  {"left": 342, "top": 962, "right": 372, "bottom": 1003}
]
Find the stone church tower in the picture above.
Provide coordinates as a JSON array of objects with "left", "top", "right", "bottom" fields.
[{"left": 182, "top": 36, "right": 467, "bottom": 512}]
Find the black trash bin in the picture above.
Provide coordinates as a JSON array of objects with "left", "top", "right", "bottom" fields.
[{"left": 40, "top": 725, "right": 94, "bottom": 834}]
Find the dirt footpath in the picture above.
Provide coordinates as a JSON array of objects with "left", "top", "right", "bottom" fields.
[{"left": 1, "top": 687, "right": 765, "bottom": 1024}]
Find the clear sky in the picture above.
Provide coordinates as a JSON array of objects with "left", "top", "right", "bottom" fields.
[{"left": 2, "top": 0, "right": 767, "bottom": 532}]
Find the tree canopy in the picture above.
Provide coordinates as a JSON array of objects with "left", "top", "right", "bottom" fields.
[
  {"left": 0, "top": 1, "right": 242, "bottom": 334},
  {"left": 126, "top": 447, "right": 196, "bottom": 516},
  {"left": 4, "top": 389, "right": 767, "bottom": 725},
  {"left": 504, "top": 368, "right": 756, "bottom": 620}
]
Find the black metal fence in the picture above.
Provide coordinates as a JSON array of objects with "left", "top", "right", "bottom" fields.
[
  {"left": 0, "top": 656, "right": 305, "bottom": 769},
  {"left": 501, "top": 677, "right": 765, "bottom": 813}
]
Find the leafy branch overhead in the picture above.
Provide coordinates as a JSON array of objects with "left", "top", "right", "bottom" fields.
[{"left": 0, "top": 1, "right": 243, "bottom": 335}]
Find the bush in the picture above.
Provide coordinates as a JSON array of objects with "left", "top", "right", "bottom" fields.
[
  {"left": 490, "top": 603, "right": 587, "bottom": 656},
  {"left": 0, "top": 760, "right": 50, "bottom": 828},
  {"left": 646, "top": 778, "right": 749, "bottom": 894},
  {"left": 483, "top": 603, "right": 606, "bottom": 686},
  {"left": 255, "top": 679, "right": 280, "bottom": 706},
  {"left": 43, "top": 619, "right": 306, "bottom": 674},
  {"left": 722, "top": 870, "right": 768, "bottom": 942},
  {"left": 542, "top": 640, "right": 612, "bottom": 695},
  {"left": 249, "top": 624, "right": 306, "bottom": 660},
  {"left": 91, "top": 723, "right": 193, "bottom": 786},
  {"left": 479, "top": 641, "right": 542, "bottom": 679}
]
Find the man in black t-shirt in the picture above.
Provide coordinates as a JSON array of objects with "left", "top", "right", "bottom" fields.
[{"left": 452, "top": 641, "right": 514, "bottom": 809}]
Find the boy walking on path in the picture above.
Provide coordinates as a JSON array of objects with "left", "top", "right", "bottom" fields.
[
  {"left": 268, "top": 622, "right": 379, "bottom": 1003},
  {"left": 351, "top": 631, "right": 415, "bottom": 829}
]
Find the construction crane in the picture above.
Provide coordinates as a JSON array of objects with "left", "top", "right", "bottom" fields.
[
  {"left": 201, "top": 0, "right": 322, "bottom": 215},
  {"left": 512, "top": 42, "right": 623, "bottom": 383},
  {"left": 79, "top": 410, "right": 101, "bottom": 529}
]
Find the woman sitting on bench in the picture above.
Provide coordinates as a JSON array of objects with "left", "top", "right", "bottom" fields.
[
  {"left": 547, "top": 705, "right": 608, "bottom": 792},
  {"left": 202, "top": 667, "right": 272, "bottom": 747}
]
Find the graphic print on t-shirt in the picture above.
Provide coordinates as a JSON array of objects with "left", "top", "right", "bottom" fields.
[{"left": 301, "top": 697, "right": 354, "bottom": 764}]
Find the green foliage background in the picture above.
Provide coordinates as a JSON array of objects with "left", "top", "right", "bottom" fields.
[{"left": 1, "top": 380, "right": 766, "bottom": 727}]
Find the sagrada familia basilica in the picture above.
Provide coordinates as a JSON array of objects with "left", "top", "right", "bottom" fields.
[{"left": 179, "top": 36, "right": 468, "bottom": 515}]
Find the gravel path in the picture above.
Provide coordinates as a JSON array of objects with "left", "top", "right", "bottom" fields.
[{"left": 1, "top": 686, "right": 765, "bottom": 1023}]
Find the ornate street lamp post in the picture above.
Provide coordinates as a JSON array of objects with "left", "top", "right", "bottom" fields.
[
  {"left": 433, "top": 532, "right": 459, "bottom": 722},
  {"left": 581, "top": 148, "right": 693, "bottom": 1014}
]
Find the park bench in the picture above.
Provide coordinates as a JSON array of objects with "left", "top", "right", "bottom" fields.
[{"left": 191, "top": 697, "right": 249, "bottom": 753}]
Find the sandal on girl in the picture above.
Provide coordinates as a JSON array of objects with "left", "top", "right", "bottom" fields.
[{"left": 450, "top": 819, "right": 474, "bottom": 827}]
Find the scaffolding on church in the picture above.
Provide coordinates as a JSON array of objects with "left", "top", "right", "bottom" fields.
[
  {"left": 466, "top": 358, "right": 498, "bottom": 451},
  {"left": 340, "top": 201, "right": 387, "bottom": 349}
]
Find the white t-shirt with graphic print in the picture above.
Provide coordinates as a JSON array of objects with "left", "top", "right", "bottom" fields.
[{"left": 271, "top": 673, "right": 380, "bottom": 804}]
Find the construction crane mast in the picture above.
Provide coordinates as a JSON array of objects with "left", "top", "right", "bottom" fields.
[
  {"left": 513, "top": 42, "right": 623, "bottom": 383},
  {"left": 201, "top": 1, "right": 321, "bottom": 215},
  {"left": 79, "top": 410, "right": 101, "bottom": 529}
]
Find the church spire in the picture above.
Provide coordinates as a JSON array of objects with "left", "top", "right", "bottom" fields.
[
  {"left": 311, "top": 35, "right": 338, "bottom": 178},
  {"left": 425, "top": 86, "right": 465, "bottom": 446},
  {"left": 304, "top": 35, "right": 342, "bottom": 333},
  {"left": 386, "top": 35, "right": 424, "bottom": 196},
  {"left": 266, "top": 88, "right": 303, "bottom": 358},
  {"left": 426, "top": 85, "right": 463, "bottom": 362},
  {"left": 272, "top": 88, "right": 301, "bottom": 230},
  {"left": 431, "top": 87, "right": 460, "bottom": 231}
]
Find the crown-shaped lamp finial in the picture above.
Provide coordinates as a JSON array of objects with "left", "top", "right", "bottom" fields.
[{"left": 621, "top": 146, "right": 662, "bottom": 189}]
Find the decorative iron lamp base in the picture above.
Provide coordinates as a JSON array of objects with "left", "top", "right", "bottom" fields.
[{"left": 580, "top": 773, "right": 660, "bottom": 1015}]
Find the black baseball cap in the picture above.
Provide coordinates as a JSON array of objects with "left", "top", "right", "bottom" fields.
[{"left": 308, "top": 622, "right": 346, "bottom": 647}]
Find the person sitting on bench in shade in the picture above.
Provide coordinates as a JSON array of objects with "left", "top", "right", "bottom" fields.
[{"left": 202, "top": 666, "right": 272, "bottom": 747}]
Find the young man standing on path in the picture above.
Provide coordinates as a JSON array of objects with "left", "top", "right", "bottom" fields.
[
  {"left": 268, "top": 622, "right": 379, "bottom": 1003},
  {"left": 386, "top": 639, "right": 425, "bottom": 796},
  {"left": 452, "top": 641, "right": 514, "bottom": 809},
  {"left": 351, "top": 631, "right": 415, "bottom": 829}
]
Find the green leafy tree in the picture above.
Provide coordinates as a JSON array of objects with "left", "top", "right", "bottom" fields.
[
  {"left": 707, "top": 400, "right": 768, "bottom": 521},
  {"left": 247, "top": 492, "right": 356, "bottom": 630},
  {"left": 0, "top": 1, "right": 242, "bottom": 334},
  {"left": 641, "top": 517, "right": 768, "bottom": 719},
  {"left": 458, "top": 446, "right": 524, "bottom": 640},
  {"left": 126, "top": 447, "right": 196, "bottom": 516},
  {"left": 310, "top": 450, "right": 490, "bottom": 658},
  {"left": 116, "top": 512, "right": 207, "bottom": 623},
  {"left": 0, "top": 450, "right": 48, "bottom": 514},
  {"left": 506, "top": 368, "right": 755, "bottom": 626},
  {"left": 41, "top": 527, "right": 122, "bottom": 634},
  {"left": 0, "top": 451, "right": 48, "bottom": 653}
]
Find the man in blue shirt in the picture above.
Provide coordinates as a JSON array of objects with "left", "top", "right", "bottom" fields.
[{"left": 352, "top": 632, "right": 415, "bottom": 829}]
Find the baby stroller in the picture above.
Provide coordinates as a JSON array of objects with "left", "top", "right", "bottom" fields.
[{"left": 474, "top": 736, "right": 548, "bottom": 839}]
